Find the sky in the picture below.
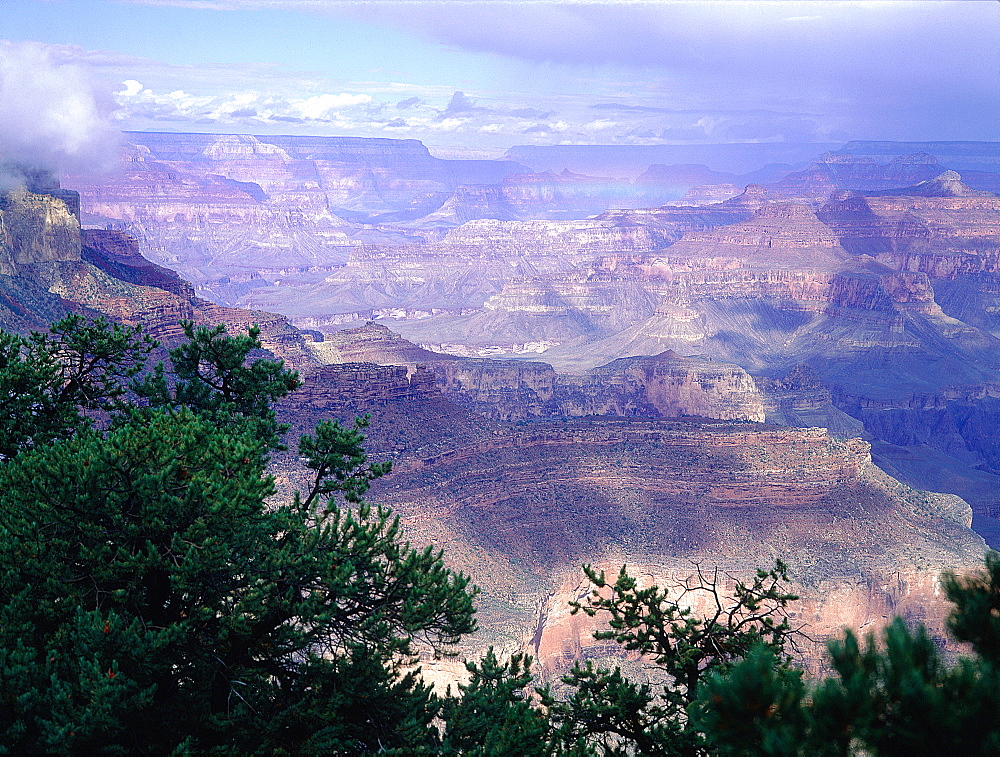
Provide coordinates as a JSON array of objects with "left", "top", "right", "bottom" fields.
[{"left": 0, "top": 0, "right": 997, "bottom": 168}]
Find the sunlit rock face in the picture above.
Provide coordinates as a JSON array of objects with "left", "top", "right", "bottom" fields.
[
  {"left": 767, "top": 153, "right": 947, "bottom": 202},
  {"left": 819, "top": 182, "right": 1000, "bottom": 263},
  {"left": 417, "top": 352, "right": 763, "bottom": 423},
  {"left": 0, "top": 186, "right": 81, "bottom": 269},
  {"left": 439, "top": 218, "right": 674, "bottom": 257},
  {"left": 307, "top": 322, "right": 764, "bottom": 422},
  {"left": 267, "top": 364, "right": 986, "bottom": 679},
  {"left": 363, "top": 415, "right": 985, "bottom": 676},
  {"left": 661, "top": 203, "right": 850, "bottom": 270},
  {"left": 64, "top": 132, "right": 530, "bottom": 289}
]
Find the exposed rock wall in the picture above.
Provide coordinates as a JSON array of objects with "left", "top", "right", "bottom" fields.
[
  {"left": 310, "top": 323, "right": 766, "bottom": 422},
  {"left": 286, "top": 363, "right": 441, "bottom": 413},
  {"left": 82, "top": 229, "right": 195, "bottom": 300},
  {"left": 440, "top": 218, "right": 674, "bottom": 257},
  {"left": 819, "top": 191, "right": 1000, "bottom": 259},
  {"left": 662, "top": 203, "right": 850, "bottom": 270},
  {"left": 756, "top": 364, "right": 866, "bottom": 438},
  {"left": 375, "top": 418, "right": 985, "bottom": 675},
  {"left": 0, "top": 187, "right": 81, "bottom": 269},
  {"left": 0, "top": 210, "right": 14, "bottom": 276}
]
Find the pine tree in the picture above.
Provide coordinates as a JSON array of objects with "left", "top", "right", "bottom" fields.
[
  {"left": 441, "top": 648, "right": 549, "bottom": 756},
  {"left": 0, "top": 314, "right": 154, "bottom": 460},
  {"left": 543, "top": 561, "right": 800, "bottom": 755},
  {"left": 0, "top": 318, "right": 477, "bottom": 753},
  {"left": 695, "top": 554, "right": 1000, "bottom": 756}
]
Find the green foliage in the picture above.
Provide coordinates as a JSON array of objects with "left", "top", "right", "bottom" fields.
[
  {"left": 692, "top": 644, "right": 810, "bottom": 757},
  {"left": 816, "top": 619, "right": 1000, "bottom": 756},
  {"left": 133, "top": 319, "right": 300, "bottom": 451},
  {"left": 0, "top": 314, "right": 154, "bottom": 459},
  {"left": 545, "top": 561, "right": 801, "bottom": 755},
  {"left": 0, "top": 317, "right": 477, "bottom": 754},
  {"left": 696, "top": 554, "right": 1000, "bottom": 757},
  {"left": 943, "top": 550, "right": 1000, "bottom": 665},
  {"left": 299, "top": 416, "right": 393, "bottom": 506},
  {"left": 542, "top": 661, "right": 700, "bottom": 757},
  {"left": 441, "top": 648, "right": 549, "bottom": 756}
]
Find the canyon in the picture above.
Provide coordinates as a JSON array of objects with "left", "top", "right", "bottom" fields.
[{"left": 12, "top": 133, "right": 1000, "bottom": 677}]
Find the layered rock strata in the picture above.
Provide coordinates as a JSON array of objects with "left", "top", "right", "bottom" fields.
[
  {"left": 309, "top": 323, "right": 766, "bottom": 423},
  {"left": 369, "top": 417, "right": 985, "bottom": 675},
  {"left": 0, "top": 186, "right": 81, "bottom": 274},
  {"left": 0, "top": 182, "right": 317, "bottom": 367},
  {"left": 2, "top": 173, "right": 991, "bottom": 687}
]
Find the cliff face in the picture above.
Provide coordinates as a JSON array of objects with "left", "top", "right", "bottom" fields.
[
  {"left": 371, "top": 417, "right": 984, "bottom": 675},
  {"left": 818, "top": 184, "right": 1000, "bottom": 259},
  {"left": 662, "top": 203, "right": 850, "bottom": 270},
  {"left": 64, "top": 132, "right": 536, "bottom": 293},
  {"left": 434, "top": 352, "right": 763, "bottom": 421},
  {"left": 82, "top": 229, "right": 195, "bottom": 300},
  {"left": 309, "top": 323, "right": 765, "bottom": 422},
  {"left": 0, "top": 181, "right": 318, "bottom": 369},
  {"left": 0, "top": 187, "right": 81, "bottom": 270},
  {"left": 415, "top": 185, "right": 522, "bottom": 226},
  {"left": 756, "top": 364, "right": 866, "bottom": 438},
  {"left": 427, "top": 352, "right": 765, "bottom": 422},
  {"left": 286, "top": 363, "right": 441, "bottom": 413},
  {"left": 768, "top": 153, "right": 946, "bottom": 200},
  {"left": 440, "top": 218, "right": 674, "bottom": 257},
  {"left": 499, "top": 170, "right": 662, "bottom": 219}
]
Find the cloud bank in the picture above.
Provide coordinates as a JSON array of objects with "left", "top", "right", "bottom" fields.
[
  {"left": 116, "top": 80, "right": 374, "bottom": 126},
  {"left": 0, "top": 40, "right": 120, "bottom": 184},
  {"left": 342, "top": 0, "right": 1000, "bottom": 141}
]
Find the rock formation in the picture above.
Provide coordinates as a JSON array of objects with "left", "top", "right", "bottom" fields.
[
  {"left": 362, "top": 415, "right": 985, "bottom": 676},
  {"left": 308, "top": 322, "right": 765, "bottom": 422},
  {"left": 5, "top": 168, "right": 994, "bottom": 687},
  {"left": 0, "top": 186, "right": 81, "bottom": 271}
]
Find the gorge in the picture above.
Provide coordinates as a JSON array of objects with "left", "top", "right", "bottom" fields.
[{"left": 7, "top": 134, "right": 1000, "bottom": 678}]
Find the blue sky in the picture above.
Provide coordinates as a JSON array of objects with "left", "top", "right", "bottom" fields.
[{"left": 0, "top": 0, "right": 997, "bottom": 164}]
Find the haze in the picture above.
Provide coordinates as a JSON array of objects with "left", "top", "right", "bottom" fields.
[{"left": 1, "top": 0, "right": 996, "bottom": 167}]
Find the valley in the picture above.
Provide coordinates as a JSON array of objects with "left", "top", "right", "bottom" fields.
[{"left": 4, "top": 134, "right": 999, "bottom": 678}]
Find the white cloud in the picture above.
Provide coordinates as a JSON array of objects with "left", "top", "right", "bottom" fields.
[
  {"left": 294, "top": 92, "right": 373, "bottom": 119},
  {"left": 120, "top": 79, "right": 144, "bottom": 97},
  {"left": 116, "top": 82, "right": 376, "bottom": 125},
  {"left": 0, "top": 40, "right": 119, "bottom": 179}
]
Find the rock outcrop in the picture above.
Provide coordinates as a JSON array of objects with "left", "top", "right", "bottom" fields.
[
  {"left": 429, "top": 352, "right": 766, "bottom": 422},
  {"left": 0, "top": 186, "right": 81, "bottom": 271},
  {"left": 662, "top": 202, "right": 850, "bottom": 270},
  {"left": 370, "top": 417, "right": 985, "bottom": 675},
  {"left": 500, "top": 169, "right": 652, "bottom": 218},
  {"left": 0, "top": 180, "right": 318, "bottom": 367},
  {"left": 82, "top": 229, "right": 195, "bottom": 300},
  {"left": 309, "top": 323, "right": 766, "bottom": 422},
  {"left": 286, "top": 363, "right": 441, "bottom": 414}
]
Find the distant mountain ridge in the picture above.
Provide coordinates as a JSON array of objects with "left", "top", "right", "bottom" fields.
[{"left": 503, "top": 142, "right": 843, "bottom": 177}]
